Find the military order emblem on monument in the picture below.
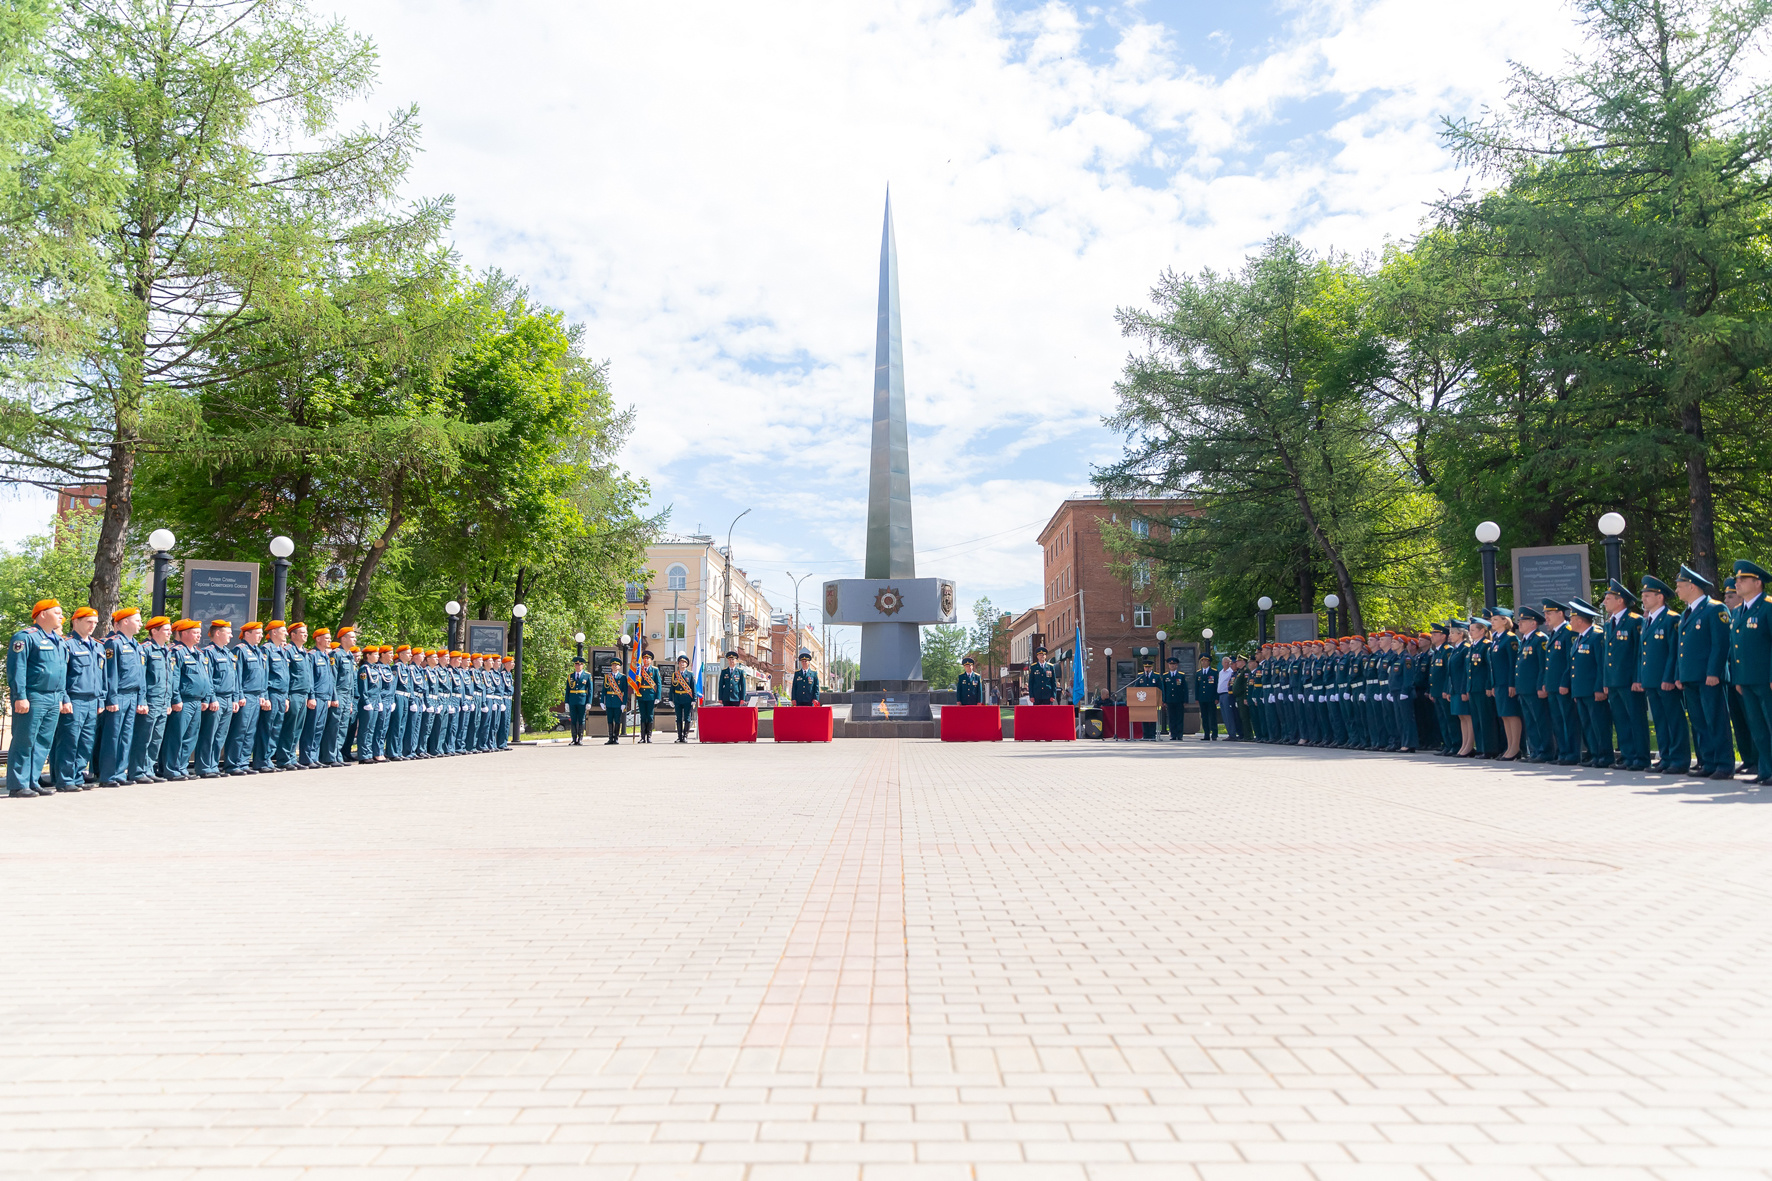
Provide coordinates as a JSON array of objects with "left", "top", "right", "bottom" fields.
[{"left": 821, "top": 188, "right": 957, "bottom": 721}]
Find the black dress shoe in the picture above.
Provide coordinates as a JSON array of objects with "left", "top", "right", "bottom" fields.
[
  {"left": 1711, "top": 769, "right": 1736, "bottom": 780},
  {"left": 8, "top": 789, "right": 44, "bottom": 797}
]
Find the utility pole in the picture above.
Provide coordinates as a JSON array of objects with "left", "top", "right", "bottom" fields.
[{"left": 723, "top": 508, "right": 751, "bottom": 664}]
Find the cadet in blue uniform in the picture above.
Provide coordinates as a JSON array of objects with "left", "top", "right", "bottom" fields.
[
  {"left": 164, "top": 620, "right": 214, "bottom": 780},
  {"left": 96, "top": 607, "right": 148, "bottom": 787},
  {"left": 7, "top": 599, "right": 68, "bottom": 797},
  {"left": 717, "top": 650, "right": 746, "bottom": 707},
  {"left": 790, "top": 651, "right": 820, "bottom": 706},
  {"left": 1513, "top": 607, "right": 1551, "bottom": 762},
  {"left": 1636, "top": 576, "right": 1688, "bottom": 773},
  {"left": 50, "top": 606, "right": 104, "bottom": 790},
  {"left": 384, "top": 644, "right": 411, "bottom": 760},
  {"left": 197, "top": 620, "right": 240, "bottom": 778},
  {"left": 956, "top": 656, "right": 983, "bottom": 705},
  {"left": 1160, "top": 656, "right": 1187, "bottom": 740},
  {"left": 1673, "top": 567, "right": 1731, "bottom": 780},
  {"left": 602, "top": 657, "right": 630, "bottom": 744},
  {"left": 1600, "top": 580, "right": 1649, "bottom": 770},
  {"left": 1568, "top": 597, "right": 1612, "bottom": 767},
  {"left": 634, "top": 651, "right": 661, "bottom": 743},
  {"left": 254, "top": 622, "right": 289, "bottom": 770},
  {"left": 304, "top": 627, "right": 336, "bottom": 767},
  {"left": 228, "top": 621, "right": 268, "bottom": 775},
  {"left": 354, "top": 645, "right": 383, "bottom": 762},
  {"left": 1541, "top": 601, "right": 1579, "bottom": 765},
  {"left": 1027, "top": 646, "right": 1058, "bottom": 705},
  {"left": 1728, "top": 560, "right": 1772, "bottom": 785},
  {"left": 323, "top": 627, "right": 356, "bottom": 766},
  {"left": 498, "top": 656, "right": 515, "bottom": 750},
  {"left": 129, "top": 615, "right": 174, "bottom": 783},
  {"left": 669, "top": 655, "right": 697, "bottom": 742},
  {"left": 281, "top": 623, "right": 315, "bottom": 768},
  {"left": 566, "top": 657, "right": 593, "bottom": 744}
]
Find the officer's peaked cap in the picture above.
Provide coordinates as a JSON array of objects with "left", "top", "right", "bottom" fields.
[
  {"left": 1677, "top": 564, "right": 1714, "bottom": 592},
  {"left": 1734, "top": 559, "right": 1771, "bottom": 581},
  {"left": 1641, "top": 574, "right": 1673, "bottom": 596},
  {"left": 1606, "top": 578, "right": 1638, "bottom": 604}
]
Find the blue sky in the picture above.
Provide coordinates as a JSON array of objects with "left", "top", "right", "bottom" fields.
[{"left": 2, "top": 0, "right": 1583, "bottom": 631}]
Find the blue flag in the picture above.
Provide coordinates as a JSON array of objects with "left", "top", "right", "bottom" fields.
[{"left": 1072, "top": 626, "right": 1086, "bottom": 703}]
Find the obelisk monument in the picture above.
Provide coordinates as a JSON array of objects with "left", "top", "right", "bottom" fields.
[{"left": 823, "top": 190, "right": 956, "bottom": 701}]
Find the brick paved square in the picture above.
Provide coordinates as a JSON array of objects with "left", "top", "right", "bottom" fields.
[{"left": 2, "top": 740, "right": 1770, "bottom": 1179}]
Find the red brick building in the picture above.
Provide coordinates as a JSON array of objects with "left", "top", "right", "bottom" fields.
[{"left": 1037, "top": 497, "right": 1194, "bottom": 700}]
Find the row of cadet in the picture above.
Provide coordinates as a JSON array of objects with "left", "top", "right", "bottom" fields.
[
  {"left": 7, "top": 603, "right": 515, "bottom": 798},
  {"left": 1166, "top": 563, "right": 1772, "bottom": 782},
  {"left": 563, "top": 650, "right": 819, "bottom": 745}
]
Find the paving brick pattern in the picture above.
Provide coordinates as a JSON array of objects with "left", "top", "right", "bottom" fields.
[{"left": 2, "top": 739, "right": 1771, "bottom": 1180}]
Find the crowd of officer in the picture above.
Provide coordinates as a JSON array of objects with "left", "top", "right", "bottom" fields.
[
  {"left": 7, "top": 602, "right": 514, "bottom": 797},
  {"left": 1157, "top": 562, "right": 1772, "bottom": 782}
]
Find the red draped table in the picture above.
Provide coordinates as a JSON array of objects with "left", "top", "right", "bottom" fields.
[
  {"left": 698, "top": 705, "right": 758, "bottom": 743},
  {"left": 773, "top": 705, "right": 834, "bottom": 742},
  {"left": 1013, "top": 704, "right": 1076, "bottom": 741},
  {"left": 940, "top": 704, "right": 1003, "bottom": 741}
]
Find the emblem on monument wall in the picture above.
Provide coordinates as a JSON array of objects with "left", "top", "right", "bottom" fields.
[
  {"left": 874, "top": 586, "right": 903, "bottom": 616},
  {"left": 825, "top": 583, "right": 839, "bottom": 618},
  {"left": 940, "top": 581, "right": 954, "bottom": 617}
]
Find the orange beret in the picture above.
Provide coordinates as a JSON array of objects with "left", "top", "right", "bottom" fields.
[
  {"left": 111, "top": 607, "right": 140, "bottom": 622},
  {"left": 31, "top": 598, "right": 59, "bottom": 616},
  {"left": 241, "top": 621, "right": 263, "bottom": 631},
  {"left": 209, "top": 619, "right": 231, "bottom": 629},
  {"left": 310, "top": 626, "right": 329, "bottom": 635},
  {"left": 396, "top": 644, "right": 411, "bottom": 652},
  {"left": 71, "top": 606, "right": 98, "bottom": 619},
  {"left": 288, "top": 621, "right": 305, "bottom": 630},
  {"left": 349, "top": 645, "right": 360, "bottom": 652},
  {"left": 145, "top": 615, "right": 170, "bottom": 629},
  {"left": 265, "top": 620, "right": 285, "bottom": 629},
  {"left": 173, "top": 619, "right": 199, "bottom": 632},
  {"left": 336, "top": 623, "right": 356, "bottom": 634}
]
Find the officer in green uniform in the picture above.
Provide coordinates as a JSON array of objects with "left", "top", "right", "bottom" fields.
[
  {"left": 1159, "top": 656, "right": 1186, "bottom": 740},
  {"left": 1728, "top": 559, "right": 1772, "bottom": 785},
  {"left": 7, "top": 599, "right": 69, "bottom": 797},
  {"left": 601, "top": 657, "right": 629, "bottom": 745},
  {"left": 1674, "top": 566, "right": 1731, "bottom": 780},
  {"left": 1637, "top": 574, "right": 1689, "bottom": 773},
  {"left": 1195, "top": 655, "right": 1217, "bottom": 739},
  {"left": 565, "top": 657, "right": 593, "bottom": 744},
  {"left": 669, "top": 655, "right": 697, "bottom": 742},
  {"left": 1027, "top": 646, "right": 1058, "bottom": 705},
  {"left": 1542, "top": 601, "right": 1579, "bottom": 765},
  {"left": 1600, "top": 579, "right": 1649, "bottom": 770},
  {"left": 790, "top": 651, "right": 820, "bottom": 706},
  {"left": 1427, "top": 623, "right": 1453, "bottom": 755},
  {"left": 717, "top": 650, "right": 746, "bottom": 706},
  {"left": 1568, "top": 597, "right": 1612, "bottom": 767},
  {"left": 956, "top": 656, "right": 983, "bottom": 704},
  {"left": 1723, "top": 578, "right": 1758, "bottom": 775},
  {"left": 634, "top": 650, "right": 660, "bottom": 743}
]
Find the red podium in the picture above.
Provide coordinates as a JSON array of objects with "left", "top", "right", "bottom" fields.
[
  {"left": 698, "top": 705, "right": 758, "bottom": 743},
  {"left": 940, "top": 704, "right": 1003, "bottom": 741},
  {"left": 1013, "top": 704, "right": 1076, "bottom": 741},
  {"left": 773, "top": 705, "right": 834, "bottom": 742}
]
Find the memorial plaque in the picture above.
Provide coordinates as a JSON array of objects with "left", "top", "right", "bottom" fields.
[
  {"left": 181, "top": 560, "right": 258, "bottom": 630},
  {"left": 1512, "top": 545, "right": 1591, "bottom": 611},
  {"left": 466, "top": 620, "right": 507, "bottom": 656},
  {"left": 1274, "top": 612, "right": 1318, "bottom": 643}
]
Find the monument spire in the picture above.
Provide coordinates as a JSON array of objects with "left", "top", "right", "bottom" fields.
[{"left": 865, "top": 187, "right": 915, "bottom": 580}]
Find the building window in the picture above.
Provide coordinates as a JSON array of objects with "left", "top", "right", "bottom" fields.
[
  {"left": 1132, "top": 560, "right": 1151, "bottom": 589},
  {"left": 1133, "top": 604, "right": 1152, "bottom": 628},
  {"left": 625, "top": 581, "right": 646, "bottom": 603},
  {"left": 623, "top": 612, "right": 643, "bottom": 644},
  {"left": 666, "top": 564, "right": 687, "bottom": 591},
  {"left": 1131, "top": 519, "right": 1149, "bottom": 539},
  {"left": 666, "top": 610, "right": 687, "bottom": 640}
]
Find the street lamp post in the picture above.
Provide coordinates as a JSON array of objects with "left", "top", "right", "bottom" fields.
[
  {"left": 787, "top": 570, "right": 812, "bottom": 674},
  {"left": 445, "top": 600, "right": 462, "bottom": 651},
  {"left": 1598, "top": 512, "right": 1626, "bottom": 588},
  {"left": 1475, "top": 520, "right": 1502, "bottom": 614},
  {"left": 1201, "top": 628, "right": 1214, "bottom": 666},
  {"left": 269, "top": 535, "right": 294, "bottom": 622},
  {"left": 722, "top": 508, "right": 751, "bottom": 663},
  {"left": 148, "top": 529, "right": 176, "bottom": 618},
  {"left": 1103, "top": 647, "right": 1114, "bottom": 702},
  {"left": 1155, "top": 629, "right": 1168, "bottom": 672},
  {"left": 574, "top": 631, "right": 586, "bottom": 661},
  {"left": 1256, "top": 595, "right": 1273, "bottom": 646},
  {"left": 1324, "top": 593, "right": 1340, "bottom": 639},
  {"left": 510, "top": 603, "right": 527, "bottom": 743}
]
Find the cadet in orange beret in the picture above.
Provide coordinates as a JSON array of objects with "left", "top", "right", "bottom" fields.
[
  {"left": 94, "top": 606, "right": 148, "bottom": 787},
  {"left": 7, "top": 599, "right": 69, "bottom": 796},
  {"left": 48, "top": 606, "right": 104, "bottom": 791},
  {"left": 130, "top": 615, "right": 175, "bottom": 783}
]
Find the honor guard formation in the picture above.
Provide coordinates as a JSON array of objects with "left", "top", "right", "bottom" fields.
[{"left": 8, "top": 603, "right": 514, "bottom": 796}]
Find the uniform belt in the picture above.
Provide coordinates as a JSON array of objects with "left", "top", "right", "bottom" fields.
[{"left": 68, "top": 690, "right": 102, "bottom": 700}]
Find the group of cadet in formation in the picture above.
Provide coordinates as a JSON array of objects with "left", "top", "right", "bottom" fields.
[
  {"left": 7, "top": 604, "right": 516, "bottom": 797},
  {"left": 1088, "top": 563, "right": 1772, "bottom": 783},
  {"left": 562, "top": 648, "right": 822, "bottom": 745}
]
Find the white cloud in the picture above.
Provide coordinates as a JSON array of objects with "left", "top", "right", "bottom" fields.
[{"left": 320, "top": 0, "right": 1582, "bottom": 614}]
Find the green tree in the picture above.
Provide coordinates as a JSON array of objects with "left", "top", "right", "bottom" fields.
[
  {"left": 967, "top": 597, "right": 1009, "bottom": 685},
  {"left": 0, "top": 512, "right": 145, "bottom": 656},
  {"left": 920, "top": 623, "right": 967, "bottom": 689},
  {"left": 0, "top": 0, "right": 442, "bottom": 620},
  {"left": 1441, "top": 0, "right": 1772, "bottom": 580}
]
